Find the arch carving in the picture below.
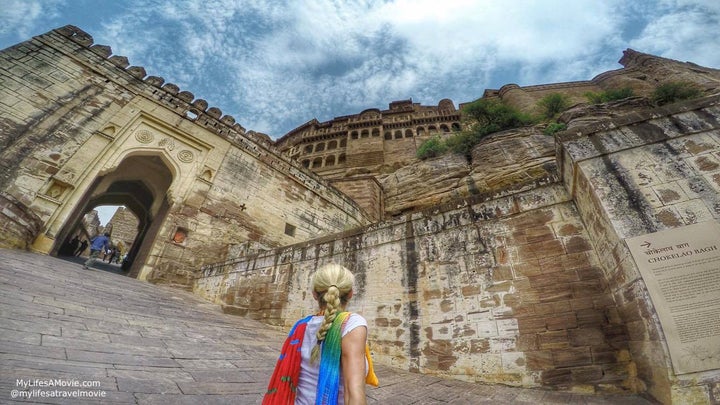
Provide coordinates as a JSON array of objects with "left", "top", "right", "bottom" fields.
[
  {"left": 177, "top": 150, "right": 194, "bottom": 163},
  {"left": 135, "top": 129, "right": 154, "bottom": 143}
]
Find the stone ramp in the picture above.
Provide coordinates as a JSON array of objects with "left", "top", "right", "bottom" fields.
[{"left": 0, "top": 249, "right": 654, "bottom": 404}]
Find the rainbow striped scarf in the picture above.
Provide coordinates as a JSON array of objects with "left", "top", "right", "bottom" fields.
[
  {"left": 263, "top": 312, "right": 378, "bottom": 405},
  {"left": 315, "top": 312, "right": 350, "bottom": 404}
]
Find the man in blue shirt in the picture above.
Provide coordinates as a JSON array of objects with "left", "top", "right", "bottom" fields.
[{"left": 83, "top": 232, "right": 111, "bottom": 269}]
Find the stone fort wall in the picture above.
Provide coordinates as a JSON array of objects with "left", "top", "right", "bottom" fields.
[
  {"left": 0, "top": 26, "right": 369, "bottom": 285},
  {"left": 196, "top": 183, "right": 636, "bottom": 391},
  {"left": 195, "top": 95, "right": 720, "bottom": 402}
]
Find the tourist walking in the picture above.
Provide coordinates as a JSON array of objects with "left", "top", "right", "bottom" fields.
[
  {"left": 83, "top": 233, "right": 111, "bottom": 270},
  {"left": 75, "top": 239, "right": 88, "bottom": 256},
  {"left": 263, "top": 263, "right": 378, "bottom": 405}
]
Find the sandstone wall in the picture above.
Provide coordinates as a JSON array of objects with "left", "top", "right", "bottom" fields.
[
  {"left": 0, "top": 193, "right": 43, "bottom": 249},
  {"left": 330, "top": 176, "right": 384, "bottom": 222},
  {"left": 107, "top": 207, "right": 139, "bottom": 253},
  {"left": 195, "top": 183, "right": 636, "bottom": 392},
  {"left": 277, "top": 101, "right": 461, "bottom": 183},
  {"left": 0, "top": 26, "right": 369, "bottom": 286},
  {"left": 558, "top": 94, "right": 720, "bottom": 404},
  {"left": 380, "top": 128, "right": 557, "bottom": 215},
  {"left": 483, "top": 49, "right": 720, "bottom": 122}
]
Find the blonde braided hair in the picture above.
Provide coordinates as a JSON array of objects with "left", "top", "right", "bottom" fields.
[{"left": 310, "top": 263, "right": 355, "bottom": 364}]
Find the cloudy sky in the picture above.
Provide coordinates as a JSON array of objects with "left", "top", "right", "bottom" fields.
[{"left": 1, "top": 0, "right": 719, "bottom": 141}]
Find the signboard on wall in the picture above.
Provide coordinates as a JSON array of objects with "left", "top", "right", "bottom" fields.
[{"left": 626, "top": 221, "right": 720, "bottom": 375}]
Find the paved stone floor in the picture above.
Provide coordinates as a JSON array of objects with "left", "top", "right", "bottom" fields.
[{"left": 0, "top": 249, "right": 656, "bottom": 404}]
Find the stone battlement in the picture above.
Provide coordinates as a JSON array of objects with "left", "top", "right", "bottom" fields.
[{"left": 38, "top": 25, "right": 365, "bottom": 219}]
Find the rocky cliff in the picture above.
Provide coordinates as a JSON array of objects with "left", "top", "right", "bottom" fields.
[{"left": 380, "top": 127, "right": 557, "bottom": 215}]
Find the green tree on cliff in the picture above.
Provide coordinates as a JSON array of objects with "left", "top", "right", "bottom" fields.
[{"left": 416, "top": 99, "right": 534, "bottom": 159}]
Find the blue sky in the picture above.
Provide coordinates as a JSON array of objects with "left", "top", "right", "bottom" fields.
[{"left": 2, "top": 1, "right": 719, "bottom": 140}]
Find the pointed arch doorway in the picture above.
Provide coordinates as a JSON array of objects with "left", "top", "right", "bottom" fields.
[{"left": 53, "top": 154, "right": 175, "bottom": 278}]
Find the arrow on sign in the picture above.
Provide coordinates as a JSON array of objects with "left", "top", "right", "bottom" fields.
[{"left": 640, "top": 241, "right": 651, "bottom": 248}]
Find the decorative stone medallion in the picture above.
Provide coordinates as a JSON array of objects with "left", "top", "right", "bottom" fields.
[
  {"left": 135, "top": 129, "right": 154, "bottom": 143},
  {"left": 177, "top": 149, "right": 194, "bottom": 163},
  {"left": 159, "top": 137, "right": 176, "bottom": 151}
]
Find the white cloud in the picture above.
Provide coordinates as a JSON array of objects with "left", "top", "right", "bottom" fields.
[
  {"left": 0, "top": 0, "right": 64, "bottom": 39},
  {"left": 19, "top": 0, "right": 716, "bottom": 137},
  {"left": 631, "top": 4, "right": 720, "bottom": 67}
]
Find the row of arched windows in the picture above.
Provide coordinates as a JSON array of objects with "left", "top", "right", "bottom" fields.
[
  {"left": 383, "top": 123, "right": 461, "bottom": 139},
  {"left": 301, "top": 138, "right": 347, "bottom": 154},
  {"left": 350, "top": 128, "right": 381, "bottom": 139},
  {"left": 293, "top": 122, "right": 461, "bottom": 156},
  {"left": 301, "top": 153, "right": 346, "bottom": 169}
]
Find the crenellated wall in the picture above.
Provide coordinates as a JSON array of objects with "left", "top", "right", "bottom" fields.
[
  {"left": 481, "top": 49, "right": 720, "bottom": 120},
  {"left": 0, "top": 25, "right": 370, "bottom": 286}
]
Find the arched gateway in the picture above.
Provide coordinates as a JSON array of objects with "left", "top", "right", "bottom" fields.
[{"left": 53, "top": 155, "right": 174, "bottom": 277}]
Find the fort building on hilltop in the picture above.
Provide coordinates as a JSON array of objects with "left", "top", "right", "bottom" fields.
[
  {"left": 2, "top": 25, "right": 720, "bottom": 404},
  {"left": 276, "top": 98, "right": 461, "bottom": 176}
]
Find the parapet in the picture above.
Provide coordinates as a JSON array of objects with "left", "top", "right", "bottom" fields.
[{"left": 48, "top": 25, "right": 244, "bottom": 135}]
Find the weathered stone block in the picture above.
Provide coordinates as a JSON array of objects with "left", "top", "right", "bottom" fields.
[
  {"left": 538, "top": 331, "right": 569, "bottom": 350},
  {"left": 517, "top": 317, "right": 546, "bottom": 333},
  {"left": 553, "top": 347, "right": 592, "bottom": 367},
  {"left": 546, "top": 314, "right": 578, "bottom": 331},
  {"left": 541, "top": 368, "right": 572, "bottom": 386}
]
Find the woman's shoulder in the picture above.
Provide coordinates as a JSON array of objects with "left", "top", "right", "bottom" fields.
[
  {"left": 346, "top": 312, "right": 366, "bottom": 322},
  {"left": 342, "top": 312, "right": 367, "bottom": 336}
]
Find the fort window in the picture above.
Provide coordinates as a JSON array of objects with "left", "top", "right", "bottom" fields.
[
  {"left": 417, "top": 127, "right": 425, "bottom": 136},
  {"left": 312, "top": 157, "right": 322, "bottom": 168},
  {"left": 440, "top": 124, "right": 450, "bottom": 132},
  {"left": 428, "top": 125, "right": 437, "bottom": 133},
  {"left": 340, "top": 139, "right": 347, "bottom": 147},
  {"left": 405, "top": 129, "right": 413, "bottom": 138},
  {"left": 361, "top": 129, "right": 369, "bottom": 138},
  {"left": 172, "top": 227, "right": 188, "bottom": 245},
  {"left": 384, "top": 131, "right": 391, "bottom": 140},
  {"left": 394, "top": 130, "right": 402, "bottom": 139},
  {"left": 325, "top": 155, "right": 335, "bottom": 166},
  {"left": 302, "top": 159, "right": 310, "bottom": 168},
  {"left": 284, "top": 223, "right": 296, "bottom": 237},
  {"left": 338, "top": 154, "right": 346, "bottom": 164},
  {"left": 304, "top": 145, "right": 313, "bottom": 153},
  {"left": 315, "top": 143, "right": 325, "bottom": 152},
  {"left": 372, "top": 128, "right": 380, "bottom": 137},
  {"left": 351, "top": 131, "right": 359, "bottom": 139},
  {"left": 328, "top": 140, "right": 337, "bottom": 150}
]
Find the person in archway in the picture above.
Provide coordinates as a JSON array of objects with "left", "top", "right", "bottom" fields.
[
  {"left": 59, "top": 235, "right": 78, "bottom": 256},
  {"left": 83, "top": 233, "right": 111, "bottom": 270},
  {"left": 108, "top": 247, "right": 119, "bottom": 264},
  {"left": 75, "top": 239, "right": 88, "bottom": 256},
  {"left": 263, "top": 263, "right": 378, "bottom": 404},
  {"left": 68, "top": 235, "right": 80, "bottom": 256}
]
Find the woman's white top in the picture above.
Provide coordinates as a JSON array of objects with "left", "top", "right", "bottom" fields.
[{"left": 295, "top": 313, "right": 368, "bottom": 405}]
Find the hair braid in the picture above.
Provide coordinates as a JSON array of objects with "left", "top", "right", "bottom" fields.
[
  {"left": 310, "top": 285, "right": 342, "bottom": 364},
  {"left": 309, "top": 263, "right": 355, "bottom": 364}
]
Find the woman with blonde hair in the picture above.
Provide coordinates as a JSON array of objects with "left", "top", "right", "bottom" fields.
[{"left": 264, "top": 263, "right": 378, "bottom": 404}]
